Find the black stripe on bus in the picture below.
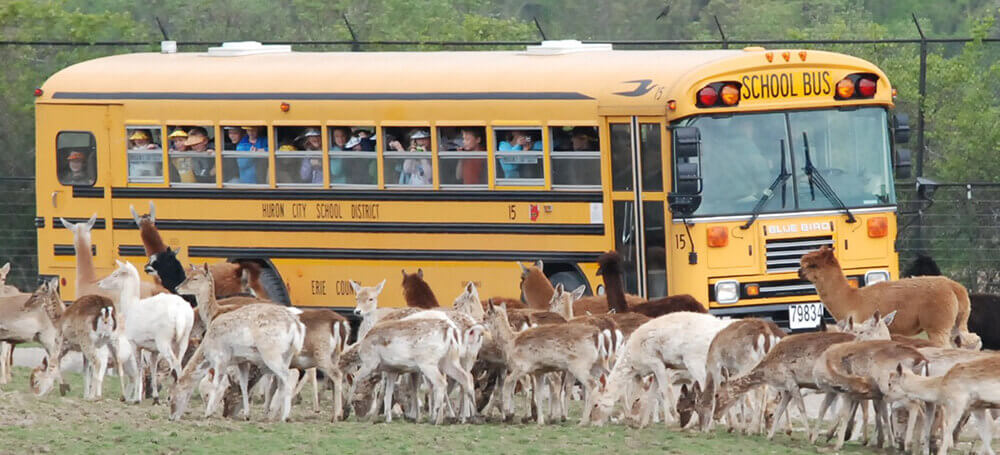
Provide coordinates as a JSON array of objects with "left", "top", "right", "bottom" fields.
[
  {"left": 72, "top": 187, "right": 105, "bottom": 198},
  {"left": 184, "top": 246, "right": 600, "bottom": 263},
  {"left": 119, "top": 245, "right": 147, "bottom": 257},
  {"left": 110, "top": 218, "right": 604, "bottom": 235},
  {"left": 52, "top": 218, "right": 107, "bottom": 230},
  {"left": 54, "top": 244, "right": 97, "bottom": 256},
  {"left": 105, "top": 187, "right": 603, "bottom": 202},
  {"left": 51, "top": 91, "right": 595, "bottom": 101},
  {"left": 34, "top": 217, "right": 45, "bottom": 228}
]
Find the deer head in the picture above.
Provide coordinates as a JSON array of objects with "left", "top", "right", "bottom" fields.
[
  {"left": 452, "top": 281, "right": 484, "bottom": 321},
  {"left": 838, "top": 310, "right": 897, "bottom": 340},
  {"left": 349, "top": 279, "right": 385, "bottom": 316},
  {"left": 0, "top": 262, "right": 10, "bottom": 286},
  {"left": 547, "top": 283, "right": 586, "bottom": 319},
  {"left": 175, "top": 264, "right": 213, "bottom": 305}
]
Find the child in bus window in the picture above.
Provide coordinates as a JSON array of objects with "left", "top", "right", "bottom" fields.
[
  {"left": 184, "top": 127, "right": 216, "bottom": 184},
  {"left": 168, "top": 129, "right": 188, "bottom": 151},
  {"left": 498, "top": 130, "right": 542, "bottom": 179},
  {"left": 455, "top": 127, "right": 485, "bottom": 185},
  {"left": 129, "top": 129, "right": 159, "bottom": 150},
  {"left": 393, "top": 129, "right": 432, "bottom": 185},
  {"left": 235, "top": 126, "right": 267, "bottom": 184},
  {"left": 297, "top": 128, "right": 322, "bottom": 184},
  {"left": 60, "top": 151, "right": 92, "bottom": 185}
]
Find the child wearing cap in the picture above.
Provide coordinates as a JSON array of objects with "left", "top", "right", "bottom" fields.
[
  {"left": 389, "top": 129, "right": 432, "bottom": 185},
  {"left": 60, "top": 151, "right": 91, "bottom": 185},
  {"left": 168, "top": 129, "right": 188, "bottom": 152}
]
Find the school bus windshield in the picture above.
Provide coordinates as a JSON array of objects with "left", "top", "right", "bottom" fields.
[{"left": 679, "top": 106, "right": 895, "bottom": 217}]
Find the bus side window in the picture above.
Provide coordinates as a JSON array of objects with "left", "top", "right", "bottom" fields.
[
  {"left": 439, "top": 126, "right": 486, "bottom": 189},
  {"left": 56, "top": 131, "right": 97, "bottom": 187},
  {"left": 275, "top": 126, "right": 322, "bottom": 187},
  {"left": 169, "top": 125, "right": 217, "bottom": 186},
  {"left": 329, "top": 126, "right": 377, "bottom": 187},
  {"left": 550, "top": 126, "right": 600, "bottom": 190},
  {"left": 384, "top": 127, "right": 432, "bottom": 187},
  {"left": 495, "top": 127, "right": 544, "bottom": 187},
  {"left": 222, "top": 125, "right": 268, "bottom": 186},
  {"left": 125, "top": 126, "right": 163, "bottom": 183}
]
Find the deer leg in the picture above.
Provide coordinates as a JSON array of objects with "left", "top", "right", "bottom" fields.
[
  {"left": 440, "top": 358, "right": 476, "bottom": 423},
  {"left": 0, "top": 342, "right": 9, "bottom": 384},
  {"left": 648, "top": 363, "right": 676, "bottom": 426},
  {"left": 786, "top": 381, "right": 812, "bottom": 440},
  {"left": 938, "top": 399, "right": 969, "bottom": 455},
  {"left": 812, "top": 392, "right": 838, "bottom": 443},
  {"left": 768, "top": 392, "right": 792, "bottom": 440},
  {"left": 382, "top": 372, "right": 397, "bottom": 423},
  {"left": 500, "top": 369, "right": 522, "bottom": 423},
  {"left": 833, "top": 399, "right": 860, "bottom": 450},
  {"left": 973, "top": 409, "right": 996, "bottom": 455}
]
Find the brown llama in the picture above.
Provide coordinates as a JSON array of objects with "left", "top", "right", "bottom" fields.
[
  {"left": 799, "top": 246, "right": 979, "bottom": 348},
  {"left": 519, "top": 261, "right": 554, "bottom": 310},
  {"left": 401, "top": 268, "right": 439, "bottom": 309},
  {"left": 130, "top": 201, "right": 166, "bottom": 256},
  {"left": 597, "top": 250, "right": 707, "bottom": 317}
]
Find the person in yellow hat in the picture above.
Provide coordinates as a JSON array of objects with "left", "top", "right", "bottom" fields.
[
  {"left": 128, "top": 129, "right": 158, "bottom": 150},
  {"left": 167, "top": 128, "right": 188, "bottom": 152}
]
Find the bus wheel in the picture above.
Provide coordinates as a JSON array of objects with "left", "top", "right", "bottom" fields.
[
  {"left": 548, "top": 271, "right": 589, "bottom": 295},
  {"left": 258, "top": 266, "right": 291, "bottom": 305}
]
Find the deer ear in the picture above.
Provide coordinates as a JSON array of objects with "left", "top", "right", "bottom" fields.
[
  {"left": 680, "top": 384, "right": 688, "bottom": 395},
  {"left": 348, "top": 280, "right": 361, "bottom": 295},
  {"left": 375, "top": 279, "right": 386, "bottom": 294},
  {"left": 554, "top": 283, "right": 565, "bottom": 294},
  {"left": 571, "top": 284, "right": 586, "bottom": 301},
  {"left": 896, "top": 363, "right": 904, "bottom": 375},
  {"left": 882, "top": 310, "right": 897, "bottom": 327},
  {"left": 202, "top": 263, "right": 209, "bottom": 273},
  {"left": 465, "top": 281, "right": 475, "bottom": 293},
  {"left": 518, "top": 262, "right": 528, "bottom": 273},
  {"left": 0, "top": 262, "right": 9, "bottom": 274},
  {"left": 846, "top": 315, "right": 854, "bottom": 330},
  {"left": 953, "top": 334, "right": 963, "bottom": 348},
  {"left": 115, "top": 259, "right": 124, "bottom": 268}
]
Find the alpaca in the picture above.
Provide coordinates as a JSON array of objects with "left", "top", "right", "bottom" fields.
[
  {"left": 592, "top": 251, "right": 706, "bottom": 318},
  {"left": 60, "top": 215, "right": 166, "bottom": 301},
  {"left": 401, "top": 268, "right": 439, "bottom": 309},
  {"left": 903, "top": 254, "right": 1000, "bottom": 350},
  {"left": 799, "top": 246, "right": 979, "bottom": 348},
  {"left": 519, "top": 261, "right": 555, "bottom": 310}
]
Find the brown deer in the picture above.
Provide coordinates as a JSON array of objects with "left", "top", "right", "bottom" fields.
[
  {"left": 483, "top": 301, "right": 607, "bottom": 425},
  {"left": 289, "top": 309, "right": 351, "bottom": 421},
  {"left": 713, "top": 312, "right": 895, "bottom": 440},
  {"left": 1, "top": 280, "right": 62, "bottom": 392},
  {"left": 799, "top": 246, "right": 979, "bottom": 348}
]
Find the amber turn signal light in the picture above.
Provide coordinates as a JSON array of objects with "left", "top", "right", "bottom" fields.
[
  {"left": 847, "top": 277, "right": 860, "bottom": 288},
  {"left": 720, "top": 84, "right": 740, "bottom": 105},
  {"left": 867, "top": 216, "right": 888, "bottom": 238},
  {"left": 744, "top": 284, "right": 760, "bottom": 297},
  {"left": 836, "top": 78, "right": 855, "bottom": 99},
  {"left": 707, "top": 226, "right": 729, "bottom": 247}
]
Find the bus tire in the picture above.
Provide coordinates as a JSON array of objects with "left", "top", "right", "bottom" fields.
[
  {"left": 548, "top": 271, "right": 588, "bottom": 295},
  {"left": 257, "top": 266, "right": 291, "bottom": 305}
]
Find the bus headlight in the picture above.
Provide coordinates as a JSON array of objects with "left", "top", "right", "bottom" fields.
[
  {"left": 715, "top": 280, "right": 740, "bottom": 304},
  {"left": 865, "top": 270, "right": 890, "bottom": 285}
]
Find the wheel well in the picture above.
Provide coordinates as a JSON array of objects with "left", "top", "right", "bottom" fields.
[
  {"left": 544, "top": 262, "right": 593, "bottom": 295},
  {"left": 227, "top": 257, "right": 290, "bottom": 305}
]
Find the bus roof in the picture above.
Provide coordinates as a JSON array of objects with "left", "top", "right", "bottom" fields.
[{"left": 38, "top": 46, "right": 892, "bottom": 115}]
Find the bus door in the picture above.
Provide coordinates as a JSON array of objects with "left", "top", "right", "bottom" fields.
[
  {"left": 605, "top": 116, "right": 667, "bottom": 299},
  {"left": 36, "top": 104, "right": 116, "bottom": 291}
]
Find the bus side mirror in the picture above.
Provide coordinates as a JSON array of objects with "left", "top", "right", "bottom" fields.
[
  {"left": 893, "top": 113, "right": 910, "bottom": 144},
  {"left": 668, "top": 126, "right": 703, "bottom": 215},
  {"left": 895, "top": 147, "right": 912, "bottom": 179}
]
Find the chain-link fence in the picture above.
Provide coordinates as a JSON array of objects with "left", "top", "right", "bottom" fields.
[
  {"left": 0, "top": 177, "right": 39, "bottom": 291},
  {"left": 897, "top": 181, "right": 1000, "bottom": 294}
]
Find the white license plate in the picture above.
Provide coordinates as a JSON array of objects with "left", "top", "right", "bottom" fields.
[{"left": 788, "top": 303, "right": 824, "bottom": 329}]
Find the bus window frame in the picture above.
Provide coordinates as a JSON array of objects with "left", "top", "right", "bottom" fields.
[
  {"left": 56, "top": 130, "right": 98, "bottom": 187},
  {"left": 168, "top": 122, "right": 220, "bottom": 187},
  {"left": 327, "top": 123, "right": 379, "bottom": 189},
  {"left": 493, "top": 125, "right": 546, "bottom": 188},
  {"left": 220, "top": 123, "right": 270, "bottom": 188},
  {"left": 437, "top": 123, "right": 488, "bottom": 190},
  {"left": 548, "top": 125, "right": 602, "bottom": 191},
  {"left": 274, "top": 124, "right": 324, "bottom": 188},
  {"left": 124, "top": 124, "right": 165, "bottom": 185},
  {"left": 382, "top": 124, "right": 434, "bottom": 190}
]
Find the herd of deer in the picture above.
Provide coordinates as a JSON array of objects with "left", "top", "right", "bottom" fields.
[{"left": 0, "top": 202, "right": 997, "bottom": 454}]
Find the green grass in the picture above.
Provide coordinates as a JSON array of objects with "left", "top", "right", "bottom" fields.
[{"left": 0, "top": 367, "right": 882, "bottom": 455}]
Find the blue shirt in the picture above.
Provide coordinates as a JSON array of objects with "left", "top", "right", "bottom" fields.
[
  {"left": 235, "top": 136, "right": 268, "bottom": 184},
  {"left": 498, "top": 140, "right": 542, "bottom": 179}
]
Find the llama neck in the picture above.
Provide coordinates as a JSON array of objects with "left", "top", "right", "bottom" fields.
[
  {"left": 812, "top": 268, "right": 861, "bottom": 321},
  {"left": 139, "top": 223, "right": 167, "bottom": 256},
  {"left": 900, "top": 372, "right": 943, "bottom": 403},
  {"left": 74, "top": 232, "right": 97, "bottom": 285},
  {"left": 117, "top": 271, "right": 142, "bottom": 314},
  {"left": 604, "top": 268, "right": 629, "bottom": 313}
]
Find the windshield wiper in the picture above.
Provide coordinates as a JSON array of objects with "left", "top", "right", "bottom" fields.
[
  {"left": 740, "top": 139, "right": 791, "bottom": 230},
  {"left": 801, "top": 132, "right": 857, "bottom": 223}
]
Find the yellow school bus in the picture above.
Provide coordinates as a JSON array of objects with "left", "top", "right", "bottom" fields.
[{"left": 34, "top": 41, "right": 908, "bottom": 329}]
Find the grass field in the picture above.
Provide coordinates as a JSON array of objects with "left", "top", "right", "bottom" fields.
[{"left": 0, "top": 367, "right": 890, "bottom": 454}]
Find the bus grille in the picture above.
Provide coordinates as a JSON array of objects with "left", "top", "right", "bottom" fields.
[{"left": 765, "top": 235, "right": 834, "bottom": 273}]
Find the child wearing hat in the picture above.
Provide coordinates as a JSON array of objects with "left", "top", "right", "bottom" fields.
[
  {"left": 168, "top": 129, "right": 188, "bottom": 152},
  {"left": 128, "top": 129, "right": 159, "bottom": 150},
  {"left": 60, "top": 151, "right": 91, "bottom": 185}
]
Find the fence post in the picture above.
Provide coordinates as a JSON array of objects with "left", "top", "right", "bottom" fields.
[
  {"left": 912, "top": 13, "right": 927, "bottom": 178},
  {"left": 342, "top": 14, "right": 360, "bottom": 52},
  {"left": 714, "top": 16, "right": 728, "bottom": 49}
]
